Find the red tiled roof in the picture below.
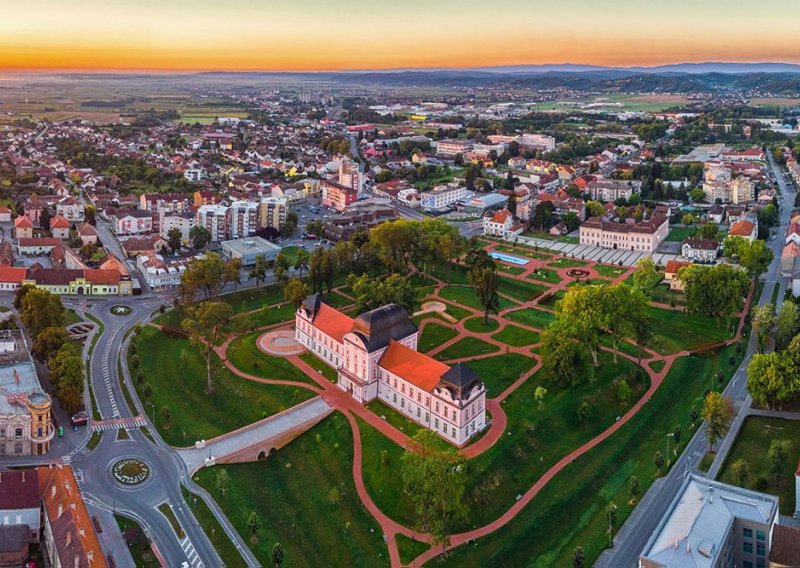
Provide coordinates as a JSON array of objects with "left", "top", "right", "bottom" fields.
[
  {"left": 84, "top": 269, "right": 121, "bottom": 286},
  {"left": 14, "top": 216, "right": 33, "bottom": 229},
  {"left": 50, "top": 215, "right": 70, "bottom": 229},
  {"left": 19, "top": 237, "right": 61, "bottom": 247},
  {"left": 729, "top": 220, "right": 756, "bottom": 237},
  {"left": 313, "top": 303, "right": 354, "bottom": 342},
  {"left": 0, "top": 266, "right": 28, "bottom": 283},
  {"left": 379, "top": 340, "right": 449, "bottom": 392},
  {"left": 0, "top": 469, "right": 40, "bottom": 509},
  {"left": 665, "top": 260, "right": 692, "bottom": 275}
]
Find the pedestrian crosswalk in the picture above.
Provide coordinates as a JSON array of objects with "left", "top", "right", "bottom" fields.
[
  {"left": 180, "top": 535, "right": 205, "bottom": 568},
  {"left": 92, "top": 416, "right": 147, "bottom": 432}
]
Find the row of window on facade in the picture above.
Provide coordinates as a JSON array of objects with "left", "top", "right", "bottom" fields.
[{"left": 0, "top": 427, "right": 24, "bottom": 439}]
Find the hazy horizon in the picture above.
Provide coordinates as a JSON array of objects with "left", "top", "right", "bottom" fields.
[{"left": 3, "top": 0, "right": 800, "bottom": 72}]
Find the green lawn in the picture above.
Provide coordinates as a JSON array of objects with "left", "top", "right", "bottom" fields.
[
  {"left": 226, "top": 332, "right": 320, "bottom": 386},
  {"left": 718, "top": 416, "right": 800, "bottom": 515},
  {"left": 397, "top": 535, "right": 430, "bottom": 567},
  {"left": 280, "top": 245, "right": 302, "bottom": 266},
  {"left": 527, "top": 268, "right": 561, "bottom": 284},
  {"left": 463, "top": 316, "right": 500, "bottom": 333},
  {"left": 463, "top": 353, "right": 537, "bottom": 394},
  {"left": 666, "top": 226, "right": 697, "bottom": 242},
  {"left": 646, "top": 306, "right": 734, "bottom": 354},
  {"left": 491, "top": 325, "right": 541, "bottom": 348},
  {"left": 505, "top": 308, "right": 556, "bottom": 330},
  {"left": 498, "top": 277, "right": 548, "bottom": 303},
  {"left": 116, "top": 515, "right": 159, "bottom": 567},
  {"left": 435, "top": 337, "right": 500, "bottom": 361},
  {"left": 426, "top": 262, "right": 470, "bottom": 285},
  {"left": 439, "top": 286, "right": 515, "bottom": 311},
  {"left": 548, "top": 258, "right": 588, "bottom": 268},
  {"left": 428, "top": 345, "right": 740, "bottom": 568},
  {"left": 494, "top": 245, "right": 551, "bottom": 261},
  {"left": 419, "top": 323, "right": 459, "bottom": 352},
  {"left": 593, "top": 264, "right": 627, "bottom": 278},
  {"left": 182, "top": 487, "right": 248, "bottom": 567},
  {"left": 64, "top": 309, "right": 83, "bottom": 326},
  {"left": 361, "top": 352, "right": 646, "bottom": 536},
  {"left": 132, "top": 326, "right": 312, "bottom": 446},
  {"left": 299, "top": 352, "right": 338, "bottom": 383},
  {"left": 195, "top": 414, "right": 389, "bottom": 567},
  {"left": 648, "top": 360, "right": 666, "bottom": 373}
]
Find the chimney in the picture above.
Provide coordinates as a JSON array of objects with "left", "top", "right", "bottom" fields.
[
  {"left": 21, "top": 471, "right": 24, "bottom": 483},
  {"left": 74, "top": 555, "right": 79, "bottom": 568},
  {"left": 65, "top": 530, "right": 71, "bottom": 547},
  {"left": 79, "top": 526, "right": 85, "bottom": 537},
  {"left": 87, "top": 550, "right": 94, "bottom": 563},
  {"left": 52, "top": 485, "right": 56, "bottom": 498},
  {"left": 58, "top": 503, "right": 63, "bottom": 518}
]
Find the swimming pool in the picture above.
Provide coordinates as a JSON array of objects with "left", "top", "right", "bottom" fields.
[{"left": 489, "top": 251, "right": 530, "bottom": 266}]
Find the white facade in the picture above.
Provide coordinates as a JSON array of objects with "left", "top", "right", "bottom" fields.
[
  {"left": 420, "top": 184, "right": 466, "bottom": 211},
  {"left": 296, "top": 297, "right": 487, "bottom": 446},
  {"left": 196, "top": 204, "right": 229, "bottom": 242}
]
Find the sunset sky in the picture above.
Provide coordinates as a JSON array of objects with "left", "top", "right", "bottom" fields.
[{"left": 2, "top": 0, "right": 800, "bottom": 71}]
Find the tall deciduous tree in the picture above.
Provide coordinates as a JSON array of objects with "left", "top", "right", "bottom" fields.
[
  {"left": 249, "top": 255, "right": 268, "bottom": 284},
  {"left": 189, "top": 224, "right": 211, "bottom": 251},
  {"left": 468, "top": 267, "right": 500, "bottom": 325},
  {"left": 282, "top": 279, "right": 310, "bottom": 309},
  {"left": 540, "top": 326, "right": 594, "bottom": 386},
  {"left": 752, "top": 303, "right": 776, "bottom": 353},
  {"left": 272, "top": 253, "right": 290, "bottom": 283},
  {"left": 632, "top": 257, "right": 661, "bottom": 297},
  {"left": 679, "top": 264, "right": 749, "bottom": 326},
  {"left": 400, "top": 430, "right": 468, "bottom": 548},
  {"left": 747, "top": 352, "right": 791, "bottom": 410},
  {"left": 179, "top": 253, "right": 239, "bottom": 303},
  {"left": 701, "top": 392, "right": 735, "bottom": 452},
  {"left": 167, "top": 227, "right": 182, "bottom": 253},
  {"left": 182, "top": 301, "right": 233, "bottom": 393},
  {"left": 739, "top": 239, "right": 773, "bottom": 281},
  {"left": 768, "top": 439, "right": 791, "bottom": 487},
  {"left": 20, "top": 288, "right": 65, "bottom": 338},
  {"left": 775, "top": 302, "right": 800, "bottom": 351}
]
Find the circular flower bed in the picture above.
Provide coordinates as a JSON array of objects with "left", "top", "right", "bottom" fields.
[
  {"left": 112, "top": 458, "right": 150, "bottom": 485},
  {"left": 110, "top": 305, "right": 133, "bottom": 316},
  {"left": 566, "top": 268, "right": 590, "bottom": 279}
]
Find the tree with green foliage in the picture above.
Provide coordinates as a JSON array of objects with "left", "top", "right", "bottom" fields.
[
  {"left": 699, "top": 222, "right": 720, "bottom": 240},
  {"left": 282, "top": 278, "right": 310, "bottom": 309},
  {"left": 189, "top": 224, "right": 211, "bottom": 251},
  {"left": 369, "top": 218, "right": 417, "bottom": 272},
  {"left": 747, "top": 352, "right": 794, "bottom": 410},
  {"left": 541, "top": 326, "right": 594, "bottom": 386},
  {"left": 702, "top": 391, "right": 735, "bottom": 452},
  {"left": 654, "top": 450, "right": 665, "bottom": 474},
  {"left": 272, "top": 542, "right": 284, "bottom": 567},
  {"left": 348, "top": 273, "right": 417, "bottom": 314},
  {"left": 768, "top": 439, "right": 791, "bottom": 487},
  {"left": 752, "top": 303, "right": 776, "bottom": 353},
  {"left": 629, "top": 475, "right": 641, "bottom": 503},
  {"left": 294, "top": 248, "right": 311, "bottom": 277},
  {"left": 617, "top": 380, "right": 633, "bottom": 405},
  {"left": 551, "top": 285, "right": 604, "bottom": 366},
  {"left": 730, "top": 459, "right": 751, "bottom": 486},
  {"left": 400, "top": 430, "right": 468, "bottom": 548},
  {"left": 534, "top": 386, "right": 547, "bottom": 410},
  {"left": 632, "top": 257, "right": 662, "bottom": 297},
  {"left": 468, "top": 266, "right": 500, "bottom": 325},
  {"left": 48, "top": 342, "right": 84, "bottom": 414},
  {"left": 605, "top": 501, "right": 618, "bottom": 546},
  {"left": 723, "top": 235, "right": 747, "bottom": 259},
  {"left": 167, "top": 227, "right": 182, "bottom": 253},
  {"left": 689, "top": 188, "right": 706, "bottom": 203},
  {"left": 572, "top": 547, "right": 585, "bottom": 568},
  {"left": 681, "top": 212, "right": 695, "bottom": 225},
  {"left": 272, "top": 252, "right": 290, "bottom": 283},
  {"left": 215, "top": 468, "right": 230, "bottom": 498},
  {"left": 182, "top": 301, "right": 233, "bottom": 393},
  {"left": 32, "top": 326, "right": 70, "bottom": 362},
  {"left": 739, "top": 239, "right": 774, "bottom": 281},
  {"left": 585, "top": 200, "right": 605, "bottom": 218},
  {"left": 247, "top": 511, "right": 261, "bottom": 544},
  {"left": 249, "top": 255, "right": 268, "bottom": 285},
  {"left": 775, "top": 301, "right": 800, "bottom": 351},
  {"left": 601, "top": 284, "right": 650, "bottom": 363},
  {"left": 20, "top": 288, "right": 65, "bottom": 338},
  {"left": 179, "top": 253, "right": 239, "bottom": 303},
  {"left": 679, "top": 263, "right": 749, "bottom": 325}
]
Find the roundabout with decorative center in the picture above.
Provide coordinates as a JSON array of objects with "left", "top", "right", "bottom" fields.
[
  {"left": 110, "top": 305, "right": 133, "bottom": 316},
  {"left": 112, "top": 458, "right": 150, "bottom": 485}
]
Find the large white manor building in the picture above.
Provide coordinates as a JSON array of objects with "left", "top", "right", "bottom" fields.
[{"left": 295, "top": 294, "right": 487, "bottom": 445}]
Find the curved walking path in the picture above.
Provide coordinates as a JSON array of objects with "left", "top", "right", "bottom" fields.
[{"left": 179, "top": 245, "right": 754, "bottom": 567}]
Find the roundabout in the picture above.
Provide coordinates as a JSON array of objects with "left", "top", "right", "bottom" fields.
[
  {"left": 112, "top": 458, "right": 150, "bottom": 485},
  {"left": 110, "top": 305, "right": 133, "bottom": 316}
]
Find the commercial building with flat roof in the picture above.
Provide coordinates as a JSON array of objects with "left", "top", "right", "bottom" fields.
[
  {"left": 639, "top": 474, "right": 779, "bottom": 568},
  {"left": 220, "top": 237, "right": 282, "bottom": 266}
]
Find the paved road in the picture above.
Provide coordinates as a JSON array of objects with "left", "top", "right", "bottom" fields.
[
  {"left": 63, "top": 297, "right": 251, "bottom": 567},
  {"left": 596, "top": 156, "right": 796, "bottom": 567}
]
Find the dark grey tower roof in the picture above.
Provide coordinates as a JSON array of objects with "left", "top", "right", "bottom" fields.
[{"left": 351, "top": 304, "right": 417, "bottom": 352}]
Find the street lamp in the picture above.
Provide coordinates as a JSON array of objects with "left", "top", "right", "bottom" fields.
[
  {"left": 150, "top": 402, "right": 156, "bottom": 427},
  {"left": 666, "top": 433, "right": 674, "bottom": 458}
]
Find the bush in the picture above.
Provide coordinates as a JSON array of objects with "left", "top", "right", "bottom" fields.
[{"left": 756, "top": 477, "right": 769, "bottom": 491}]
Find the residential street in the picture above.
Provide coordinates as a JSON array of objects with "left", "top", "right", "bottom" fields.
[{"left": 596, "top": 152, "right": 796, "bottom": 567}]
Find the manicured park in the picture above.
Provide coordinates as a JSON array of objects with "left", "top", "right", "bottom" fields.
[{"left": 136, "top": 236, "right": 750, "bottom": 568}]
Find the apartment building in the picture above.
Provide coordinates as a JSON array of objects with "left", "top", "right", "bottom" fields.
[
  {"left": 196, "top": 204, "right": 229, "bottom": 242},
  {"left": 420, "top": 183, "right": 466, "bottom": 212},
  {"left": 258, "top": 196, "right": 288, "bottom": 232}
]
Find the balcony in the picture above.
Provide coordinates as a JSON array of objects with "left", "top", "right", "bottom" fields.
[{"left": 337, "top": 366, "right": 367, "bottom": 386}]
